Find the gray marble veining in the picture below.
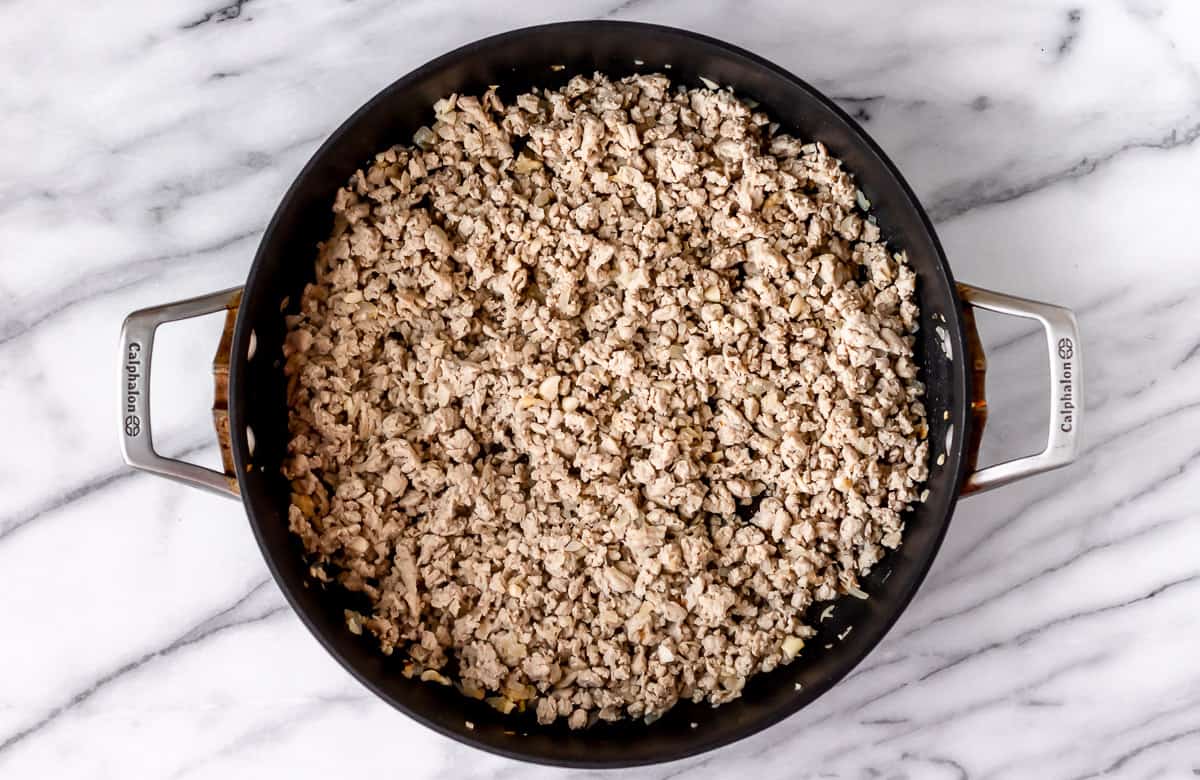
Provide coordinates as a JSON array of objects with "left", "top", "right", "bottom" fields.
[{"left": 2, "top": 0, "right": 1199, "bottom": 777}]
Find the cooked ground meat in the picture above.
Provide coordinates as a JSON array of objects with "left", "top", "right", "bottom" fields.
[{"left": 282, "top": 73, "right": 928, "bottom": 727}]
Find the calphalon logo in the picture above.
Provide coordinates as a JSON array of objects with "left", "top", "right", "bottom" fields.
[
  {"left": 125, "top": 342, "right": 143, "bottom": 437},
  {"left": 1057, "top": 337, "right": 1075, "bottom": 433}
]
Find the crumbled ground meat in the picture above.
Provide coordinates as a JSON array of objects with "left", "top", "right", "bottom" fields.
[{"left": 282, "top": 73, "right": 928, "bottom": 727}]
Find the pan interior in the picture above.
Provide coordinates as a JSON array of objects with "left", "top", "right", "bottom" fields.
[{"left": 228, "top": 21, "right": 970, "bottom": 768}]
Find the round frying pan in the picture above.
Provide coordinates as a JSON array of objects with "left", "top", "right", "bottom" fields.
[{"left": 118, "top": 21, "right": 1082, "bottom": 768}]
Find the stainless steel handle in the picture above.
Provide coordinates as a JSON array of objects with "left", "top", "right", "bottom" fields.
[
  {"left": 959, "top": 284, "right": 1082, "bottom": 494},
  {"left": 119, "top": 287, "right": 244, "bottom": 499}
]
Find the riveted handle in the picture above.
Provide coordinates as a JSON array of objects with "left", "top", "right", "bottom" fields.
[
  {"left": 958, "top": 284, "right": 1082, "bottom": 494},
  {"left": 119, "top": 287, "right": 245, "bottom": 498}
]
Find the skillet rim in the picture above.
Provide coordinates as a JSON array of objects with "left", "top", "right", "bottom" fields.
[{"left": 228, "top": 19, "right": 972, "bottom": 768}]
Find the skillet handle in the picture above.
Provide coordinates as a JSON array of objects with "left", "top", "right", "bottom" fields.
[
  {"left": 118, "top": 287, "right": 245, "bottom": 499},
  {"left": 958, "top": 283, "right": 1082, "bottom": 494}
]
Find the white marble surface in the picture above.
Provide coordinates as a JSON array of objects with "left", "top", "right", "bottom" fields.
[{"left": 3, "top": 0, "right": 1199, "bottom": 777}]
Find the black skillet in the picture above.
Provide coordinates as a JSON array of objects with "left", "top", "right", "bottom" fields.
[{"left": 119, "top": 21, "right": 1082, "bottom": 768}]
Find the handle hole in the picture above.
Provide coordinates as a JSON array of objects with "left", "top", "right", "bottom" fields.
[
  {"left": 970, "top": 308, "right": 1050, "bottom": 469},
  {"left": 150, "top": 315, "right": 227, "bottom": 470}
]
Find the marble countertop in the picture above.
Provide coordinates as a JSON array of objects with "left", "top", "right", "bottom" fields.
[{"left": 4, "top": 0, "right": 1199, "bottom": 777}]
